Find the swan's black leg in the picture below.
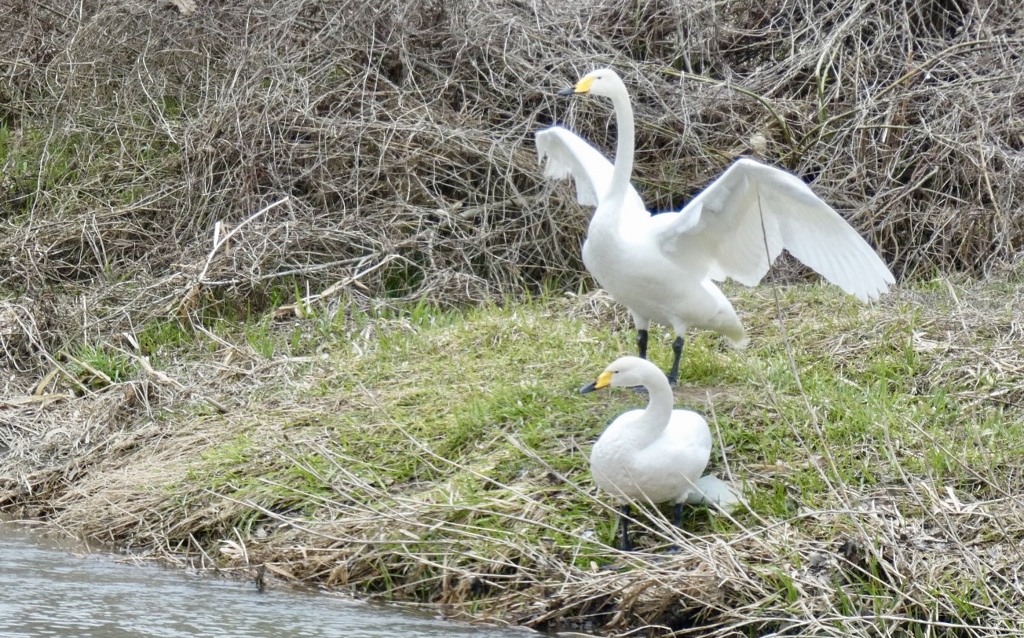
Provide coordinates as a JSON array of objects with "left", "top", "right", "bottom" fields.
[
  {"left": 664, "top": 502, "right": 687, "bottom": 553},
  {"left": 618, "top": 503, "right": 633, "bottom": 552},
  {"left": 666, "top": 336, "right": 684, "bottom": 386},
  {"left": 631, "top": 329, "right": 652, "bottom": 393},
  {"left": 636, "top": 329, "right": 648, "bottom": 359}
]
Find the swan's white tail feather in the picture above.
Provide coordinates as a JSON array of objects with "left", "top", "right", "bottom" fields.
[
  {"left": 684, "top": 475, "right": 746, "bottom": 513},
  {"left": 727, "top": 333, "right": 750, "bottom": 350}
]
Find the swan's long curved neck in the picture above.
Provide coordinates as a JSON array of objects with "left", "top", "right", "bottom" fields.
[
  {"left": 608, "top": 87, "right": 635, "bottom": 202},
  {"left": 640, "top": 378, "right": 674, "bottom": 434}
]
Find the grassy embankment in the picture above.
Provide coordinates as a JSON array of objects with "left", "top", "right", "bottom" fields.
[{"left": 4, "top": 278, "right": 1023, "bottom": 635}]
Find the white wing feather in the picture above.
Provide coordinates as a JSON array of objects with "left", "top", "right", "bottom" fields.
[
  {"left": 659, "top": 158, "right": 894, "bottom": 301},
  {"left": 535, "top": 126, "right": 646, "bottom": 213}
]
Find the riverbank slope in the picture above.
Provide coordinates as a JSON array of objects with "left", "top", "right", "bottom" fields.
[{"left": 3, "top": 284, "right": 1024, "bottom": 635}]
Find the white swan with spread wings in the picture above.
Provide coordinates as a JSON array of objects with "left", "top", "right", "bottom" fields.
[{"left": 536, "top": 68, "right": 895, "bottom": 383}]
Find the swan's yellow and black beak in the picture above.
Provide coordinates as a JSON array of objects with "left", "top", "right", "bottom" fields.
[
  {"left": 558, "top": 75, "right": 595, "bottom": 96},
  {"left": 579, "top": 370, "right": 613, "bottom": 394}
]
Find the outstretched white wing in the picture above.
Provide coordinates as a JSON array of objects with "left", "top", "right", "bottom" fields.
[
  {"left": 535, "top": 125, "right": 647, "bottom": 213},
  {"left": 655, "top": 158, "right": 894, "bottom": 301}
]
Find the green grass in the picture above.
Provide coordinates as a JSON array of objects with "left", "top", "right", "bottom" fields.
[
  {"left": 65, "top": 342, "right": 139, "bottom": 389},
  {"left": 28, "top": 280, "right": 1024, "bottom": 635},
  {"left": 184, "top": 281, "right": 1024, "bottom": 526}
]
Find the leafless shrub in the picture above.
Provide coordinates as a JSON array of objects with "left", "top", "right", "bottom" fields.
[{"left": 0, "top": 0, "right": 1021, "bottom": 351}]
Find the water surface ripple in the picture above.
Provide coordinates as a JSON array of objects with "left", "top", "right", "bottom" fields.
[{"left": 0, "top": 524, "right": 530, "bottom": 638}]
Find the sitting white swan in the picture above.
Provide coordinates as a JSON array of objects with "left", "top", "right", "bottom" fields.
[
  {"left": 581, "top": 356, "right": 738, "bottom": 551},
  {"left": 537, "top": 68, "right": 895, "bottom": 384}
]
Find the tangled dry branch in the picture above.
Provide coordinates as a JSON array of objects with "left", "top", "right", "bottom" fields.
[{"left": 0, "top": 0, "right": 1022, "bottom": 361}]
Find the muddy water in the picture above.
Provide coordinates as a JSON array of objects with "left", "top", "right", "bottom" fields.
[{"left": 0, "top": 523, "right": 533, "bottom": 638}]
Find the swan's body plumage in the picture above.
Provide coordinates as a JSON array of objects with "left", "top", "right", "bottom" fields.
[
  {"left": 538, "top": 69, "right": 895, "bottom": 380},
  {"left": 581, "top": 356, "right": 738, "bottom": 549},
  {"left": 589, "top": 398, "right": 712, "bottom": 505}
]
